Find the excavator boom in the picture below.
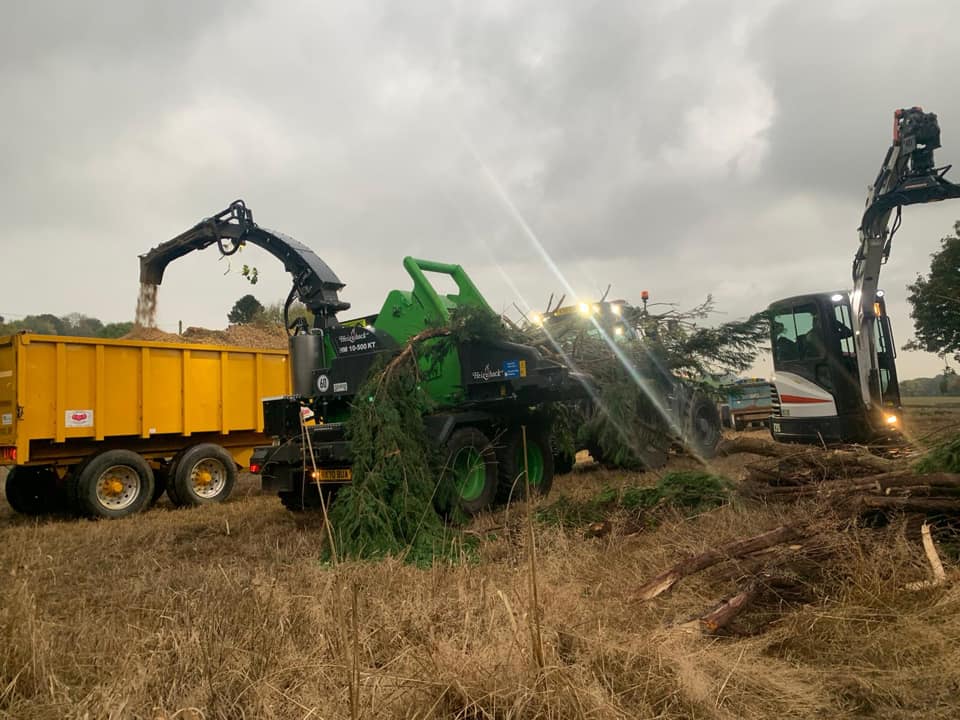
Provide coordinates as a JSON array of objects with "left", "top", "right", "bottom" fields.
[{"left": 853, "top": 108, "right": 960, "bottom": 408}]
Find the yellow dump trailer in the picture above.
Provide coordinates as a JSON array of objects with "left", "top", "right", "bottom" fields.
[{"left": 0, "top": 333, "right": 289, "bottom": 518}]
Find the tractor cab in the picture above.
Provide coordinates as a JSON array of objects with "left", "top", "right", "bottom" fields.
[{"left": 768, "top": 291, "right": 901, "bottom": 443}]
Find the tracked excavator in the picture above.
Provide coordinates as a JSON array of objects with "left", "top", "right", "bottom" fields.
[
  {"left": 769, "top": 108, "right": 960, "bottom": 443},
  {"left": 140, "top": 201, "right": 589, "bottom": 514}
]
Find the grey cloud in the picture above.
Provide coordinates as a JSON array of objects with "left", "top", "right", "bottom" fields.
[{"left": 1, "top": 0, "right": 958, "bottom": 380}]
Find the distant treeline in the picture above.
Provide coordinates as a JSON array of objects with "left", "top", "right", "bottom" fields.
[
  {"left": 900, "top": 373, "right": 960, "bottom": 397},
  {"left": 0, "top": 313, "right": 133, "bottom": 339}
]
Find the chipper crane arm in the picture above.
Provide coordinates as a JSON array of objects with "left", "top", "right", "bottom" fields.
[
  {"left": 139, "top": 200, "right": 350, "bottom": 330},
  {"left": 853, "top": 108, "right": 960, "bottom": 409}
]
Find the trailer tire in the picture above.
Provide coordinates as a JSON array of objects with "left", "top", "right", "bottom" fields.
[
  {"left": 167, "top": 444, "right": 237, "bottom": 507},
  {"left": 149, "top": 466, "right": 169, "bottom": 507},
  {"left": 444, "top": 427, "right": 498, "bottom": 516},
  {"left": 496, "top": 426, "right": 555, "bottom": 502},
  {"left": 72, "top": 450, "right": 155, "bottom": 519},
  {"left": 5, "top": 466, "right": 61, "bottom": 515}
]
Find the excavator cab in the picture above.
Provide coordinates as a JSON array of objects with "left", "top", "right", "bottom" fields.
[{"left": 768, "top": 292, "right": 900, "bottom": 443}]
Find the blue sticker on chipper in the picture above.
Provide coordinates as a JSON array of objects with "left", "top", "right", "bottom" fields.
[{"left": 503, "top": 360, "right": 520, "bottom": 378}]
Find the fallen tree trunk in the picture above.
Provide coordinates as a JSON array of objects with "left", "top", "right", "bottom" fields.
[{"left": 635, "top": 525, "right": 802, "bottom": 601}]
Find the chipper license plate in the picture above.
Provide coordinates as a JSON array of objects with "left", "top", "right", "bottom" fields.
[{"left": 315, "top": 468, "right": 352, "bottom": 481}]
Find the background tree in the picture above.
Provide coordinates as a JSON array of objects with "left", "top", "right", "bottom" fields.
[
  {"left": 100, "top": 322, "right": 135, "bottom": 339},
  {"left": 252, "top": 300, "right": 312, "bottom": 329},
  {"left": 227, "top": 294, "right": 264, "bottom": 324},
  {"left": 0, "top": 313, "right": 134, "bottom": 338},
  {"left": 905, "top": 221, "right": 960, "bottom": 362}
]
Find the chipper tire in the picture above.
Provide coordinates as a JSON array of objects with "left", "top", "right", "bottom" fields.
[
  {"left": 4, "top": 466, "right": 62, "bottom": 516},
  {"left": 70, "top": 450, "right": 155, "bottom": 519},
  {"left": 496, "top": 426, "right": 555, "bottom": 503},
  {"left": 279, "top": 482, "right": 340, "bottom": 512},
  {"left": 444, "top": 427, "right": 498, "bottom": 516},
  {"left": 166, "top": 443, "right": 237, "bottom": 508}
]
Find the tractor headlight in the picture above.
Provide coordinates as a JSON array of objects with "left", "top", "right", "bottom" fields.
[{"left": 885, "top": 414, "right": 898, "bottom": 425}]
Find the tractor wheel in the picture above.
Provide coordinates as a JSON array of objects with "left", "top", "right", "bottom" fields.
[
  {"left": 444, "top": 427, "right": 498, "bottom": 516},
  {"left": 553, "top": 450, "right": 575, "bottom": 476},
  {"left": 586, "top": 440, "right": 606, "bottom": 465},
  {"left": 636, "top": 441, "right": 669, "bottom": 470},
  {"left": 496, "top": 426, "right": 555, "bottom": 503},
  {"left": 4, "top": 466, "right": 61, "bottom": 515},
  {"left": 684, "top": 393, "right": 722, "bottom": 459},
  {"left": 167, "top": 444, "right": 237, "bottom": 507},
  {"left": 71, "top": 450, "right": 155, "bottom": 519}
]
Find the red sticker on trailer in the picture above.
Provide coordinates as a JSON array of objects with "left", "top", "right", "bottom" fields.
[{"left": 65, "top": 410, "right": 94, "bottom": 428}]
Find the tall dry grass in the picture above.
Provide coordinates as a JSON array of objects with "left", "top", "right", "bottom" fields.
[{"left": 1, "top": 448, "right": 959, "bottom": 719}]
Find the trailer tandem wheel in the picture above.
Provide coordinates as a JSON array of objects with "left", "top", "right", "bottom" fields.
[
  {"left": 70, "top": 450, "right": 155, "bottom": 519},
  {"left": 444, "top": 427, "right": 498, "bottom": 516},
  {"left": 496, "top": 426, "right": 555, "bottom": 502},
  {"left": 166, "top": 444, "right": 237, "bottom": 507},
  {"left": 4, "top": 466, "right": 61, "bottom": 515}
]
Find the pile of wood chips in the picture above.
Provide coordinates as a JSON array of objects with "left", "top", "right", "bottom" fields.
[{"left": 123, "top": 323, "right": 288, "bottom": 349}]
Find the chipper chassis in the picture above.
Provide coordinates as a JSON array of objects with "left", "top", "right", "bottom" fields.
[{"left": 141, "top": 201, "right": 590, "bottom": 515}]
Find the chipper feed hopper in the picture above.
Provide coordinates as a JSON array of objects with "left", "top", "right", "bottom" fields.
[{"left": 140, "top": 200, "right": 589, "bottom": 514}]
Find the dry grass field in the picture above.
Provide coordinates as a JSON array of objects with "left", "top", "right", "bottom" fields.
[{"left": 2, "top": 408, "right": 960, "bottom": 719}]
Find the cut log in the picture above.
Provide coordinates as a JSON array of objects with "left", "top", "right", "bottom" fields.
[
  {"left": 922, "top": 522, "right": 947, "bottom": 584},
  {"left": 635, "top": 525, "right": 802, "bottom": 601},
  {"left": 717, "top": 437, "right": 793, "bottom": 458},
  {"left": 699, "top": 584, "right": 759, "bottom": 634},
  {"left": 856, "top": 496, "right": 960, "bottom": 513}
]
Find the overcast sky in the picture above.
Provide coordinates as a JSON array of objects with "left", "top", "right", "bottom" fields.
[{"left": 2, "top": 0, "right": 959, "bottom": 378}]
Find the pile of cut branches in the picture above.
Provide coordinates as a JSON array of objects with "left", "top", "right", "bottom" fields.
[
  {"left": 626, "top": 435, "right": 960, "bottom": 635},
  {"left": 719, "top": 436, "right": 960, "bottom": 515}
]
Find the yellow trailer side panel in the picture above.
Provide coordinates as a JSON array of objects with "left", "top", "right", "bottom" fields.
[
  {"left": 0, "top": 334, "right": 290, "bottom": 463},
  {"left": 0, "top": 338, "right": 15, "bottom": 450}
]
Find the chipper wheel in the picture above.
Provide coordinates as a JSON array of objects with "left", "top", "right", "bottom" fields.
[
  {"left": 69, "top": 450, "right": 155, "bottom": 519},
  {"left": 166, "top": 443, "right": 237, "bottom": 507},
  {"left": 279, "top": 480, "right": 340, "bottom": 512},
  {"left": 496, "top": 426, "right": 555, "bottom": 503},
  {"left": 4, "top": 466, "right": 62, "bottom": 515},
  {"left": 443, "top": 427, "right": 498, "bottom": 516}
]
